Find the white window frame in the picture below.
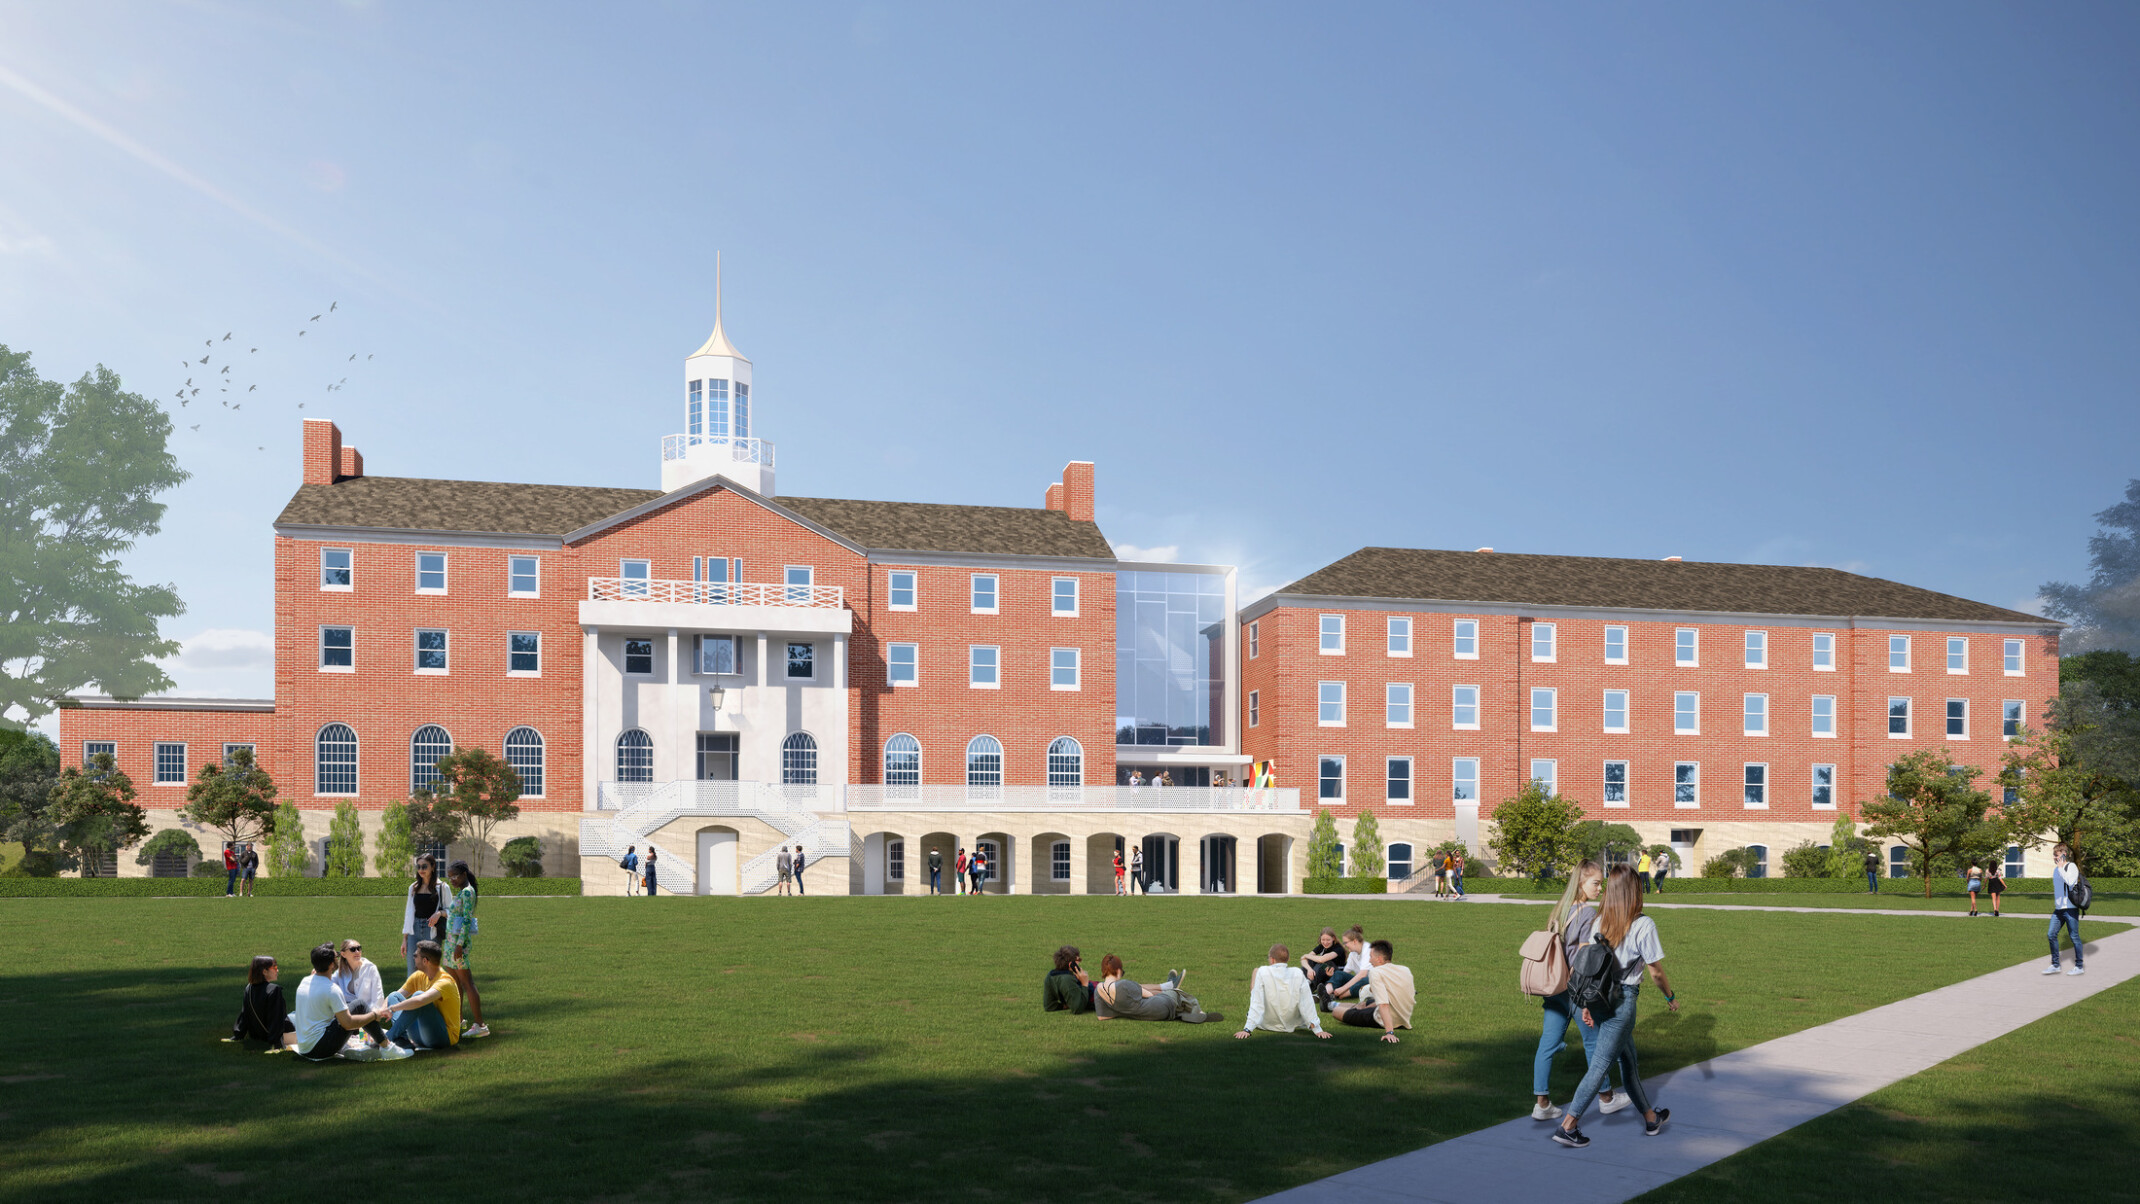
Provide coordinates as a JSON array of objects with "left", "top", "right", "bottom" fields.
[
  {"left": 84, "top": 740, "right": 116, "bottom": 766},
  {"left": 507, "top": 631, "right": 541, "bottom": 677},
  {"left": 320, "top": 547, "right": 353, "bottom": 592},
  {"left": 1946, "top": 698, "right": 1968, "bottom": 740},
  {"left": 1603, "top": 689, "right": 1630, "bottom": 734},
  {"left": 1385, "top": 682, "right": 1414, "bottom": 728},
  {"left": 1674, "top": 761, "right": 1700, "bottom": 808},
  {"left": 619, "top": 559, "right": 651, "bottom": 597},
  {"left": 153, "top": 741, "right": 186, "bottom": 785},
  {"left": 1385, "top": 756, "right": 1413, "bottom": 805},
  {"left": 1050, "top": 841, "right": 1070, "bottom": 881},
  {"left": 786, "top": 641, "right": 818, "bottom": 682},
  {"left": 1604, "top": 625, "right": 1628, "bottom": 665},
  {"left": 414, "top": 628, "right": 449, "bottom": 675},
  {"left": 1530, "top": 687, "right": 1557, "bottom": 732},
  {"left": 1745, "top": 630, "right": 1767, "bottom": 669},
  {"left": 1811, "top": 763, "right": 1837, "bottom": 810},
  {"left": 1318, "top": 754, "right": 1345, "bottom": 804},
  {"left": 970, "top": 574, "right": 999, "bottom": 615},
  {"left": 888, "top": 643, "right": 919, "bottom": 687},
  {"left": 968, "top": 645, "right": 1000, "bottom": 689},
  {"left": 1744, "top": 762, "right": 1769, "bottom": 809},
  {"left": 1318, "top": 681, "right": 1345, "bottom": 727},
  {"left": 1050, "top": 647, "right": 1081, "bottom": 691},
  {"left": 1812, "top": 631, "right": 1836, "bottom": 671},
  {"left": 1888, "top": 696, "right": 1912, "bottom": 738},
  {"left": 1889, "top": 635, "right": 1911, "bottom": 672},
  {"left": 2002, "top": 699, "right": 2024, "bottom": 738},
  {"left": 888, "top": 569, "right": 918, "bottom": 612},
  {"left": 1452, "top": 756, "right": 1480, "bottom": 803},
  {"left": 415, "top": 551, "right": 448, "bottom": 595},
  {"left": 221, "top": 742, "right": 255, "bottom": 766},
  {"left": 2003, "top": 638, "right": 2024, "bottom": 676},
  {"left": 1319, "top": 614, "right": 1344, "bottom": 655},
  {"left": 1812, "top": 694, "right": 1837, "bottom": 738},
  {"left": 1051, "top": 576, "right": 1078, "bottom": 617},
  {"left": 319, "top": 625, "right": 355, "bottom": 673},
  {"left": 1744, "top": 693, "right": 1769, "bottom": 736},
  {"left": 1387, "top": 616, "right": 1413, "bottom": 657},
  {"left": 507, "top": 555, "right": 540, "bottom": 598},
  {"left": 785, "top": 565, "right": 816, "bottom": 604},
  {"left": 1530, "top": 758, "right": 1558, "bottom": 795},
  {"left": 1247, "top": 689, "right": 1259, "bottom": 728},
  {"left": 1947, "top": 636, "right": 1969, "bottom": 675},
  {"left": 1453, "top": 619, "right": 1479, "bottom": 659},
  {"left": 622, "top": 637, "right": 655, "bottom": 676},
  {"left": 1603, "top": 760, "right": 1630, "bottom": 808},
  {"left": 696, "top": 634, "right": 739, "bottom": 676},
  {"left": 1674, "top": 691, "right": 1700, "bottom": 735},
  {"left": 1531, "top": 622, "right": 1557, "bottom": 663},
  {"left": 1675, "top": 628, "right": 1699, "bottom": 667},
  {"left": 1451, "top": 684, "right": 1480, "bottom": 730},
  {"left": 1248, "top": 621, "right": 1259, "bottom": 659}
]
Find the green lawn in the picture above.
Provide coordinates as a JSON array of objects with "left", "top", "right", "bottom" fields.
[
  {"left": 1627, "top": 892, "right": 2140, "bottom": 917},
  {"left": 0, "top": 896, "right": 2120, "bottom": 1201}
]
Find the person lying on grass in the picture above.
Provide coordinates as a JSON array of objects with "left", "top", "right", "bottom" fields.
[
  {"left": 231, "top": 955, "right": 295, "bottom": 1046},
  {"left": 379, "top": 940, "right": 463, "bottom": 1050},
  {"left": 1235, "top": 944, "right": 1330, "bottom": 1040},
  {"left": 1329, "top": 940, "right": 1414, "bottom": 1044},
  {"left": 293, "top": 943, "right": 410, "bottom": 1061},
  {"left": 1044, "top": 945, "right": 1095, "bottom": 1013},
  {"left": 1093, "top": 955, "right": 1222, "bottom": 1024}
]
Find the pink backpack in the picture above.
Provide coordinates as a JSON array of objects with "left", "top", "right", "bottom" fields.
[{"left": 1518, "top": 914, "right": 1572, "bottom": 997}]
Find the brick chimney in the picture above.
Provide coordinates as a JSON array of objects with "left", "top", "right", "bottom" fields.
[
  {"left": 340, "top": 446, "right": 364, "bottom": 479},
  {"left": 1061, "top": 461, "right": 1094, "bottom": 524},
  {"left": 303, "top": 419, "right": 342, "bottom": 485},
  {"left": 1044, "top": 482, "right": 1065, "bottom": 512}
]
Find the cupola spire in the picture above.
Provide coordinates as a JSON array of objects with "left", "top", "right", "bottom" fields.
[
  {"left": 666, "top": 253, "right": 772, "bottom": 494},
  {"left": 690, "top": 253, "right": 750, "bottom": 362}
]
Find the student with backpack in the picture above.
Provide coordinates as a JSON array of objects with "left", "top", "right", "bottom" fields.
[
  {"left": 2045, "top": 843, "right": 2088, "bottom": 976},
  {"left": 1555, "top": 867, "right": 1679, "bottom": 1148},
  {"left": 1528, "top": 860, "right": 1626, "bottom": 1121}
]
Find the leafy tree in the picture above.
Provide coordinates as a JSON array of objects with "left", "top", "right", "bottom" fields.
[
  {"left": 1780, "top": 841, "right": 1830, "bottom": 878},
  {"left": 2001, "top": 702, "right": 2140, "bottom": 874},
  {"left": 404, "top": 792, "right": 463, "bottom": 857},
  {"left": 1487, "top": 781, "right": 1585, "bottom": 883},
  {"left": 1305, "top": 810, "right": 1342, "bottom": 879},
  {"left": 2042, "top": 478, "right": 2140, "bottom": 653},
  {"left": 1350, "top": 811, "right": 1385, "bottom": 879},
  {"left": 180, "top": 747, "right": 278, "bottom": 851},
  {"left": 1823, "top": 810, "right": 1875, "bottom": 879},
  {"left": 1860, "top": 751, "right": 2004, "bottom": 897},
  {"left": 2061, "top": 650, "right": 2140, "bottom": 712},
  {"left": 0, "top": 728, "right": 60, "bottom": 875},
  {"left": 427, "top": 747, "right": 522, "bottom": 875},
  {"left": 48, "top": 753, "right": 148, "bottom": 875},
  {"left": 1702, "top": 848, "right": 1751, "bottom": 879},
  {"left": 499, "top": 835, "right": 545, "bottom": 878},
  {"left": 1572, "top": 820, "right": 1644, "bottom": 867},
  {"left": 324, "top": 801, "right": 366, "bottom": 877},
  {"left": 0, "top": 346, "right": 189, "bottom": 727},
  {"left": 136, "top": 827, "right": 201, "bottom": 867},
  {"left": 1424, "top": 838, "right": 1468, "bottom": 874},
  {"left": 267, "top": 801, "right": 310, "bottom": 878},
  {"left": 374, "top": 801, "right": 416, "bottom": 878}
]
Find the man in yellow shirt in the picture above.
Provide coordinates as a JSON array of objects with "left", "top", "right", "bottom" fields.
[
  {"left": 1637, "top": 851, "right": 1653, "bottom": 894},
  {"left": 381, "top": 940, "right": 462, "bottom": 1050}
]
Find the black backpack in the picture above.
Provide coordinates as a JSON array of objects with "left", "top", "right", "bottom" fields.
[
  {"left": 2069, "top": 866, "right": 2093, "bottom": 914},
  {"left": 1567, "top": 932, "right": 1624, "bottom": 1018}
]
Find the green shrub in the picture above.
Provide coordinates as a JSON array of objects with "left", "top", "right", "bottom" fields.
[
  {"left": 1303, "top": 876, "right": 1387, "bottom": 895},
  {"left": 499, "top": 836, "right": 545, "bottom": 878},
  {"left": 190, "top": 859, "right": 225, "bottom": 878},
  {"left": 1780, "top": 841, "right": 1830, "bottom": 879},
  {"left": 1703, "top": 848, "right": 1751, "bottom": 878},
  {"left": 135, "top": 828, "right": 202, "bottom": 866}
]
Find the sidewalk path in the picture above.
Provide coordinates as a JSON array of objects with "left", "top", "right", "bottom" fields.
[{"left": 1259, "top": 910, "right": 2140, "bottom": 1204}]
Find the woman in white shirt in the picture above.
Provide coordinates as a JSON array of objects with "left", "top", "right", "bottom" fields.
[
  {"left": 1534, "top": 859, "right": 1625, "bottom": 1121},
  {"left": 1555, "top": 867, "right": 1679, "bottom": 1147}
]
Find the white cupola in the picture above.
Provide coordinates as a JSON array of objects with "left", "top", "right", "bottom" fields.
[{"left": 663, "top": 255, "right": 775, "bottom": 494}]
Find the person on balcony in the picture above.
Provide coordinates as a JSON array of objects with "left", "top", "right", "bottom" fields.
[
  {"left": 1235, "top": 944, "right": 1330, "bottom": 1040},
  {"left": 1043, "top": 946, "right": 1094, "bottom": 1013},
  {"left": 1094, "top": 955, "right": 1220, "bottom": 1024}
]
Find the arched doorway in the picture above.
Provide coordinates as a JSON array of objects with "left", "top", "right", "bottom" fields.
[
  {"left": 696, "top": 826, "right": 738, "bottom": 895},
  {"left": 918, "top": 831, "right": 958, "bottom": 896},
  {"left": 977, "top": 832, "right": 1015, "bottom": 894},
  {"left": 1256, "top": 834, "right": 1292, "bottom": 894},
  {"left": 1199, "top": 834, "right": 1238, "bottom": 894},
  {"left": 1141, "top": 834, "right": 1180, "bottom": 893}
]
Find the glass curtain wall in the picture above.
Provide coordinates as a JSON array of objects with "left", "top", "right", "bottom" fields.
[{"left": 1115, "top": 569, "right": 1226, "bottom": 747}]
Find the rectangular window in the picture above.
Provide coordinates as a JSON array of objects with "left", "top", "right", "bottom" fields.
[
  {"left": 1889, "top": 635, "right": 1911, "bottom": 672},
  {"left": 507, "top": 632, "right": 540, "bottom": 675},
  {"left": 222, "top": 743, "right": 255, "bottom": 766},
  {"left": 1888, "top": 697, "right": 1911, "bottom": 737},
  {"left": 414, "top": 629, "right": 448, "bottom": 673},
  {"left": 154, "top": 742, "right": 186, "bottom": 784},
  {"left": 785, "top": 565, "right": 815, "bottom": 604},
  {"left": 706, "top": 378, "right": 729, "bottom": 436},
  {"left": 1248, "top": 621, "right": 1259, "bottom": 659},
  {"left": 888, "top": 642, "right": 918, "bottom": 686},
  {"left": 1452, "top": 757, "right": 1480, "bottom": 802},
  {"left": 1812, "top": 694, "right": 1836, "bottom": 737},
  {"left": 1319, "top": 614, "right": 1344, "bottom": 654},
  {"left": 1603, "top": 689, "right": 1629, "bottom": 733},
  {"left": 1050, "top": 647, "right": 1080, "bottom": 690},
  {"left": 890, "top": 840, "right": 906, "bottom": 881},
  {"left": 1744, "top": 693, "right": 1769, "bottom": 736},
  {"left": 1675, "top": 761, "right": 1700, "bottom": 807},
  {"left": 1387, "top": 616, "right": 1412, "bottom": 656},
  {"left": 1676, "top": 628, "right": 1698, "bottom": 667},
  {"left": 2004, "top": 638, "right": 2024, "bottom": 675},
  {"left": 1051, "top": 577, "right": 1078, "bottom": 616},
  {"left": 1604, "top": 625, "right": 1628, "bottom": 664},
  {"left": 1812, "top": 763, "right": 1836, "bottom": 809},
  {"left": 2003, "top": 699, "right": 2024, "bottom": 737},
  {"left": 1530, "top": 687, "right": 1557, "bottom": 732},
  {"left": 620, "top": 559, "right": 651, "bottom": 597},
  {"left": 84, "top": 740, "right": 115, "bottom": 766},
  {"left": 697, "top": 635, "right": 738, "bottom": 675},
  {"left": 1745, "top": 630, "right": 1767, "bottom": 668},
  {"left": 1318, "top": 681, "right": 1345, "bottom": 726},
  {"left": 1452, "top": 685, "right": 1480, "bottom": 729},
  {"left": 968, "top": 645, "right": 998, "bottom": 688},
  {"left": 1946, "top": 698, "right": 1967, "bottom": 738},
  {"left": 320, "top": 626, "right": 353, "bottom": 671},
  {"left": 1744, "top": 763, "right": 1767, "bottom": 808},
  {"left": 624, "top": 638, "right": 654, "bottom": 675},
  {"left": 788, "top": 642, "right": 817, "bottom": 681},
  {"left": 508, "top": 555, "right": 539, "bottom": 597},
  {"left": 2006, "top": 844, "right": 2026, "bottom": 879},
  {"left": 1674, "top": 691, "right": 1700, "bottom": 734},
  {"left": 1813, "top": 632, "right": 1835, "bottom": 670},
  {"left": 1531, "top": 622, "right": 1557, "bottom": 662},
  {"left": 1386, "top": 757, "right": 1412, "bottom": 803},
  {"left": 1453, "top": 619, "right": 1478, "bottom": 659},
  {"left": 1530, "top": 759, "right": 1558, "bottom": 795},
  {"left": 1247, "top": 689, "right": 1259, "bottom": 727},
  {"left": 970, "top": 574, "right": 998, "bottom": 613},
  {"left": 1386, "top": 682, "right": 1413, "bottom": 727},
  {"left": 1603, "top": 760, "right": 1629, "bottom": 806},
  {"left": 1947, "top": 637, "right": 1968, "bottom": 674},
  {"left": 416, "top": 552, "right": 447, "bottom": 594},
  {"left": 1050, "top": 841, "right": 1069, "bottom": 881},
  {"left": 318, "top": 547, "right": 353, "bottom": 590},
  {"left": 888, "top": 570, "right": 918, "bottom": 610},
  {"left": 1319, "top": 755, "right": 1344, "bottom": 802}
]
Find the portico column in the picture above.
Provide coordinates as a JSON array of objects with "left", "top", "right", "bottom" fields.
[
  {"left": 582, "top": 626, "right": 600, "bottom": 811},
  {"left": 1066, "top": 828, "right": 1088, "bottom": 895}
]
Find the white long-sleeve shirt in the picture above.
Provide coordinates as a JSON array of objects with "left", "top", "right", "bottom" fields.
[
  {"left": 2053, "top": 862, "right": 2080, "bottom": 909},
  {"left": 331, "top": 957, "right": 387, "bottom": 1014},
  {"left": 1241, "top": 963, "right": 1324, "bottom": 1035}
]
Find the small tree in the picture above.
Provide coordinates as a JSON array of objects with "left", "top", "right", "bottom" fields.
[
  {"left": 1306, "top": 810, "right": 1342, "bottom": 879},
  {"left": 48, "top": 754, "right": 148, "bottom": 875},
  {"left": 1861, "top": 750, "right": 2003, "bottom": 898},
  {"left": 1487, "top": 781, "right": 1585, "bottom": 883},
  {"left": 405, "top": 792, "right": 463, "bottom": 859},
  {"left": 180, "top": 747, "right": 278, "bottom": 852},
  {"left": 1350, "top": 811, "right": 1385, "bottom": 879},
  {"left": 374, "top": 801, "right": 416, "bottom": 878},
  {"left": 135, "top": 827, "right": 202, "bottom": 868},
  {"left": 2000, "top": 706, "right": 2140, "bottom": 873},
  {"left": 324, "top": 801, "right": 366, "bottom": 877},
  {"left": 1823, "top": 811, "right": 1875, "bottom": 879},
  {"left": 267, "top": 801, "right": 310, "bottom": 878},
  {"left": 1702, "top": 848, "right": 1750, "bottom": 878},
  {"left": 430, "top": 747, "right": 522, "bottom": 874},
  {"left": 0, "top": 729, "right": 62, "bottom": 875},
  {"left": 1572, "top": 820, "right": 1644, "bottom": 867},
  {"left": 1780, "top": 841, "right": 1830, "bottom": 878},
  {"left": 1425, "top": 838, "right": 1467, "bottom": 871},
  {"left": 499, "top": 835, "right": 544, "bottom": 878}
]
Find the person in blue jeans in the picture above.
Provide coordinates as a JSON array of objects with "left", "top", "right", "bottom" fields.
[
  {"left": 2045, "top": 844, "right": 2085, "bottom": 976},
  {"left": 1556, "top": 868, "right": 1679, "bottom": 1148},
  {"left": 1865, "top": 848, "right": 1881, "bottom": 894},
  {"left": 383, "top": 941, "right": 459, "bottom": 1050},
  {"left": 1531, "top": 860, "right": 1625, "bottom": 1121},
  {"left": 1451, "top": 853, "right": 1467, "bottom": 899}
]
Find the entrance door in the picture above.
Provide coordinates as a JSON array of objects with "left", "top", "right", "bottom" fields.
[
  {"left": 697, "top": 733, "right": 739, "bottom": 781},
  {"left": 1668, "top": 829, "right": 1699, "bottom": 880},
  {"left": 1141, "top": 835, "right": 1180, "bottom": 892},
  {"left": 697, "top": 828, "right": 738, "bottom": 895},
  {"left": 1200, "top": 835, "right": 1237, "bottom": 893}
]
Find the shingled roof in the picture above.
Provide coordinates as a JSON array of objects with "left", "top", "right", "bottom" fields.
[
  {"left": 1278, "top": 547, "right": 2047, "bottom": 625},
  {"left": 275, "top": 476, "right": 1114, "bottom": 559}
]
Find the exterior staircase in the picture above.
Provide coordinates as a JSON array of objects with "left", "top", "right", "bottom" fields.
[{"left": 579, "top": 781, "right": 853, "bottom": 895}]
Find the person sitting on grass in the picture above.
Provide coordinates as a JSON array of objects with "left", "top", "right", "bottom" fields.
[
  {"left": 1301, "top": 928, "right": 1343, "bottom": 995},
  {"left": 293, "top": 943, "right": 409, "bottom": 1061},
  {"left": 1324, "top": 928, "right": 1370, "bottom": 1008},
  {"left": 1093, "top": 955, "right": 1221, "bottom": 1024},
  {"left": 333, "top": 938, "right": 390, "bottom": 1044},
  {"left": 1329, "top": 940, "right": 1414, "bottom": 1044},
  {"left": 381, "top": 940, "right": 462, "bottom": 1050},
  {"left": 1044, "top": 945, "right": 1095, "bottom": 1013},
  {"left": 1235, "top": 944, "right": 1330, "bottom": 1040},
  {"left": 231, "top": 955, "right": 295, "bottom": 1046}
]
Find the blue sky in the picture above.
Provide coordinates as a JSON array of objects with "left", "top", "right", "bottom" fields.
[{"left": 4, "top": 2, "right": 2137, "bottom": 709}]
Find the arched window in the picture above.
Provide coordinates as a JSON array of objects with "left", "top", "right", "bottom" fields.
[
  {"left": 504, "top": 727, "right": 544, "bottom": 797},
  {"left": 1046, "top": 736, "right": 1083, "bottom": 788},
  {"left": 966, "top": 735, "right": 1003, "bottom": 794},
  {"left": 317, "top": 724, "right": 358, "bottom": 795},
  {"left": 1745, "top": 843, "right": 1769, "bottom": 880},
  {"left": 1888, "top": 845, "right": 1910, "bottom": 879},
  {"left": 615, "top": 729, "right": 653, "bottom": 783},
  {"left": 884, "top": 734, "right": 921, "bottom": 796},
  {"left": 410, "top": 725, "right": 453, "bottom": 795},
  {"left": 782, "top": 732, "right": 819, "bottom": 794},
  {"left": 1387, "top": 842, "right": 1415, "bottom": 880}
]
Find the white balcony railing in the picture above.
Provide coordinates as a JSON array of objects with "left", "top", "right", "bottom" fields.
[
  {"left": 662, "top": 433, "right": 775, "bottom": 466},
  {"left": 846, "top": 784, "right": 1302, "bottom": 813},
  {"left": 586, "top": 578, "right": 846, "bottom": 609}
]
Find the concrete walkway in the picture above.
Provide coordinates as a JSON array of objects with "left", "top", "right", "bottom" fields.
[{"left": 1259, "top": 910, "right": 2140, "bottom": 1204}]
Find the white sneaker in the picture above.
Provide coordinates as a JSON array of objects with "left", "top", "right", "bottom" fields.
[
  {"left": 464, "top": 1023, "right": 491, "bottom": 1038},
  {"left": 1599, "top": 1094, "right": 1633, "bottom": 1114},
  {"left": 2067, "top": 966, "right": 2085, "bottom": 976},
  {"left": 383, "top": 1042, "right": 415, "bottom": 1060},
  {"left": 1531, "top": 1103, "right": 1564, "bottom": 1121},
  {"left": 2043, "top": 965, "right": 2062, "bottom": 975}
]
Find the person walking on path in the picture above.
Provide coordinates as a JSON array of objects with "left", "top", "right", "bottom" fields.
[
  {"left": 1532, "top": 860, "right": 1626, "bottom": 1121},
  {"left": 1434, "top": 853, "right": 1449, "bottom": 898},
  {"left": 793, "top": 845, "right": 808, "bottom": 895},
  {"left": 1555, "top": 868, "right": 1679, "bottom": 1148},
  {"left": 1865, "top": 847, "right": 1882, "bottom": 894},
  {"left": 643, "top": 846, "right": 658, "bottom": 896},
  {"left": 2045, "top": 844, "right": 2085, "bottom": 976},
  {"left": 776, "top": 846, "right": 793, "bottom": 896},
  {"left": 1986, "top": 861, "right": 2005, "bottom": 917},
  {"left": 928, "top": 846, "right": 944, "bottom": 895},
  {"left": 1451, "top": 853, "right": 1467, "bottom": 899},
  {"left": 1637, "top": 851, "right": 1652, "bottom": 895},
  {"left": 1966, "top": 863, "right": 1984, "bottom": 917},
  {"left": 223, "top": 843, "right": 240, "bottom": 897},
  {"left": 620, "top": 846, "right": 639, "bottom": 894},
  {"left": 1651, "top": 851, "right": 1670, "bottom": 894}
]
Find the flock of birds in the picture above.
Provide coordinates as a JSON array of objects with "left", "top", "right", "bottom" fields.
[{"left": 171, "top": 300, "right": 375, "bottom": 450}]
